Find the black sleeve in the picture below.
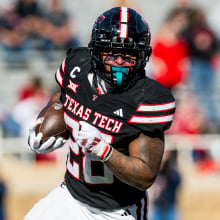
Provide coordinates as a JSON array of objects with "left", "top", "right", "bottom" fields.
[
  {"left": 128, "top": 80, "right": 176, "bottom": 134},
  {"left": 55, "top": 47, "right": 91, "bottom": 89}
]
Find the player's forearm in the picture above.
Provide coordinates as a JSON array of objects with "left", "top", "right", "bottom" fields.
[
  {"left": 105, "top": 149, "right": 158, "bottom": 190},
  {"left": 105, "top": 135, "right": 164, "bottom": 191}
]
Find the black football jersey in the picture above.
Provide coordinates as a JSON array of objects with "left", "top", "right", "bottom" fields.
[{"left": 55, "top": 47, "right": 175, "bottom": 209}]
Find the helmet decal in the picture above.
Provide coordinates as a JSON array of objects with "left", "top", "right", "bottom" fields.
[
  {"left": 95, "top": 14, "right": 105, "bottom": 25},
  {"left": 119, "top": 7, "right": 129, "bottom": 38}
]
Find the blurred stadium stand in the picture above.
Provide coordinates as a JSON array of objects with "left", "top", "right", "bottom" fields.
[{"left": 0, "top": 1, "right": 220, "bottom": 220}]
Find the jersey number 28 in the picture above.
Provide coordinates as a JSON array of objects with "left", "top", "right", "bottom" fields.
[{"left": 65, "top": 113, "right": 114, "bottom": 185}]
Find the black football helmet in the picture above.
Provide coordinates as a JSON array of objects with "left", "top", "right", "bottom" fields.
[{"left": 89, "top": 7, "right": 152, "bottom": 89}]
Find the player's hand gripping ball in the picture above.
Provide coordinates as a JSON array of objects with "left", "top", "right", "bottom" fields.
[
  {"left": 28, "top": 102, "right": 69, "bottom": 154},
  {"left": 35, "top": 102, "right": 68, "bottom": 142},
  {"left": 77, "top": 121, "right": 113, "bottom": 162}
]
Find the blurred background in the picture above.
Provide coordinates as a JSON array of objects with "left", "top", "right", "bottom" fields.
[{"left": 0, "top": 0, "right": 220, "bottom": 220}]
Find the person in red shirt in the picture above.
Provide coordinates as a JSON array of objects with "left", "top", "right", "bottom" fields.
[{"left": 150, "top": 8, "right": 189, "bottom": 90}]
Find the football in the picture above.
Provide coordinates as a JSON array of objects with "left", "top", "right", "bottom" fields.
[{"left": 35, "top": 101, "right": 69, "bottom": 143}]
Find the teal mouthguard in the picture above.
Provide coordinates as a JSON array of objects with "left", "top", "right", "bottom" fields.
[{"left": 111, "top": 66, "right": 128, "bottom": 86}]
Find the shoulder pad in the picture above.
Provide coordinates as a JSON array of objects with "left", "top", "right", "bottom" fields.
[
  {"left": 55, "top": 47, "right": 92, "bottom": 88},
  {"left": 65, "top": 47, "right": 92, "bottom": 73},
  {"left": 128, "top": 77, "right": 176, "bottom": 133}
]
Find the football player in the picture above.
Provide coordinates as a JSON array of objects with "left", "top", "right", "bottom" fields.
[{"left": 25, "top": 7, "right": 175, "bottom": 220}]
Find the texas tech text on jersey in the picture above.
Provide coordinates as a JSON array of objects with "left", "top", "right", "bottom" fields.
[{"left": 63, "top": 93, "right": 123, "bottom": 133}]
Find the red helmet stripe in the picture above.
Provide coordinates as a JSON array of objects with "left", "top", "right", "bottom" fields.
[{"left": 119, "top": 7, "right": 128, "bottom": 38}]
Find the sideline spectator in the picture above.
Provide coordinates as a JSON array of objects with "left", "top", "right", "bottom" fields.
[
  {"left": 40, "top": 0, "right": 80, "bottom": 60},
  {"left": 150, "top": 150, "right": 181, "bottom": 220},
  {"left": 15, "top": 0, "right": 41, "bottom": 18},
  {"left": 11, "top": 76, "right": 55, "bottom": 161},
  {"left": 17, "top": 75, "right": 49, "bottom": 102},
  {"left": 149, "top": 8, "right": 189, "bottom": 91},
  {"left": 11, "top": 76, "right": 50, "bottom": 139},
  {"left": 0, "top": 98, "right": 20, "bottom": 137},
  {"left": 168, "top": 91, "right": 208, "bottom": 134},
  {"left": 184, "top": 8, "right": 219, "bottom": 131},
  {"left": 15, "top": 0, "right": 43, "bottom": 36},
  {"left": 0, "top": 4, "right": 31, "bottom": 67},
  {"left": 0, "top": 77, "right": 50, "bottom": 138},
  {"left": 167, "top": 91, "right": 211, "bottom": 175},
  {"left": 0, "top": 173, "right": 7, "bottom": 220}
]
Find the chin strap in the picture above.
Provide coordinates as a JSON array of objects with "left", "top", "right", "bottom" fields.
[
  {"left": 111, "top": 66, "right": 128, "bottom": 86},
  {"left": 88, "top": 72, "right": 113, "bottom": 94}
]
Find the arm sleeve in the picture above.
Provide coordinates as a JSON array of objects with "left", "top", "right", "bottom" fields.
[{"left": 55, "top": 47, "right": 91, "bottom": 88}]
